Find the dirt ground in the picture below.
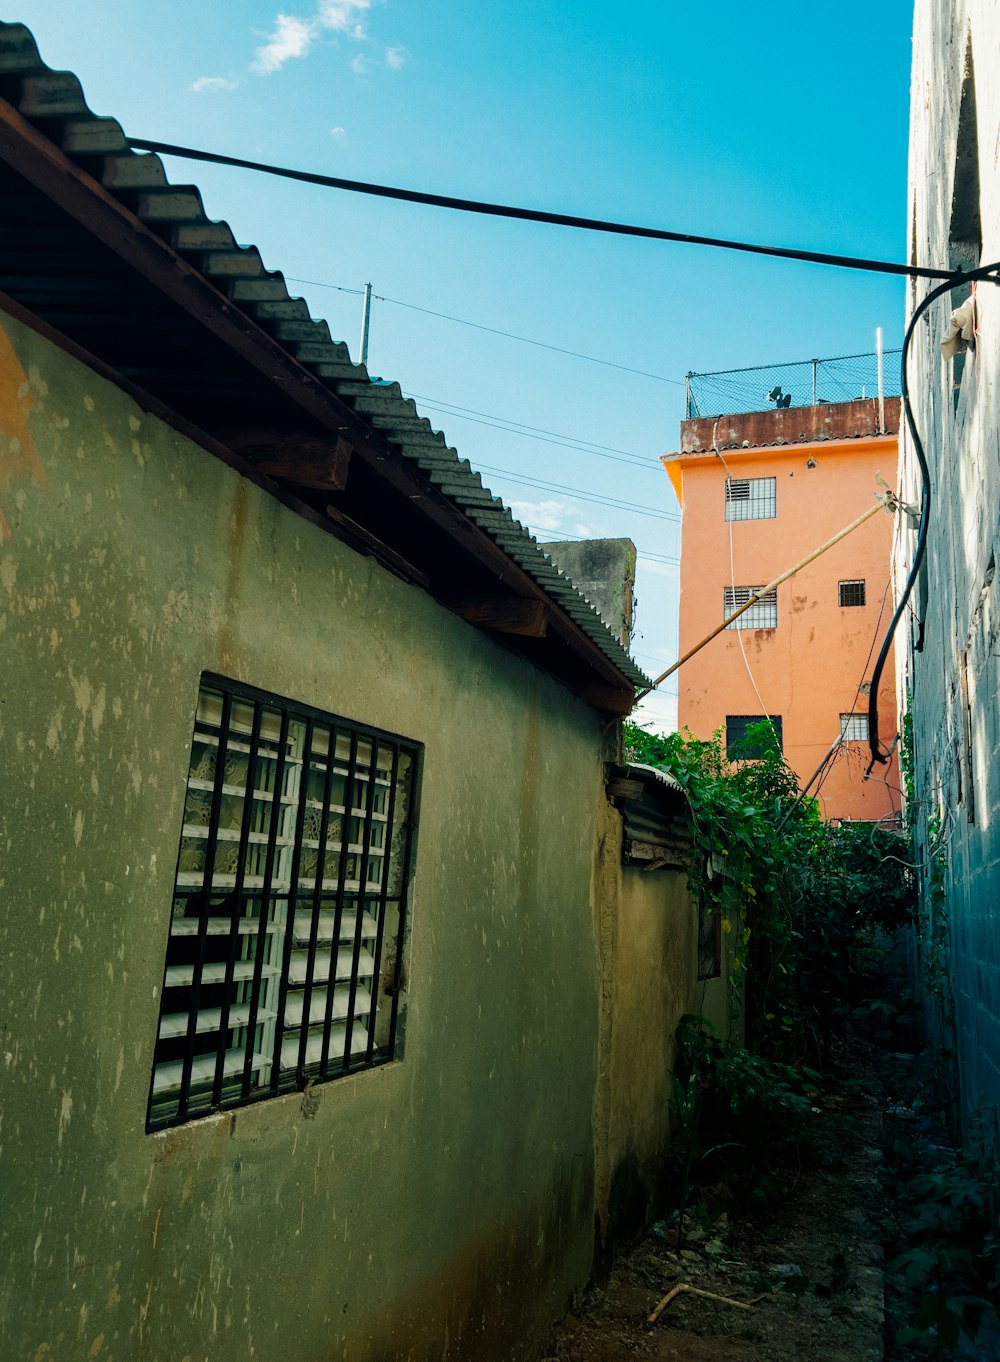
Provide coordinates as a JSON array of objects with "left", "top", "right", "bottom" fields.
[{"left": 543, "top": 1071, "right": 886, "bottom": 1362}]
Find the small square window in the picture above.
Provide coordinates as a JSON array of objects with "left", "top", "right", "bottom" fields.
[
  {"left": 726, "top": 715, "right": 783, "bottom": 758},
  {"left": 840, "top": 712, "right": 869, "bottom": 742},
  {"left": 724, "top": 586, "right": 778, "bottom": 630},
  {"left": 839, "top": 580, "right": 866, "bottom": 607},
  {"left": 725, "top": 476, "right": 776, "bottom": 521},
  {"left": 147, "top": 677, "right": 421, "bottom": 1132}
]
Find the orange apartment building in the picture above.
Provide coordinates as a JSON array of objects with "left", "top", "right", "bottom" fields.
[{"left": 662, "top": 394, "right": 900, "bottom": 823}]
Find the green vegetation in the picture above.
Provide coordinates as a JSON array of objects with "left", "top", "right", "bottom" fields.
[{"left": 624, "top": 720, "right": 917, "bottom": 1064}]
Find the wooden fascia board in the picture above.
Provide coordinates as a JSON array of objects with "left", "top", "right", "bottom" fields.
[
  {"left": 450, "top": 598, "right": 549, "bottom": 637},
  {"left": 0, "top": 101, "right": 635, "bottom": 695}
]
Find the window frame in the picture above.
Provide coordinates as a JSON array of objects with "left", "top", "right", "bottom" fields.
[
  {"left": 726, "top": 714, "right": 783, "bottom": 759},
  {"left": 724, "top": 585, "right": 778, "bottom": 630},
  {"left": 838, "top": 579, "right": 867, "bottom": 608},
  {"left": 147, "top": 674, "right": 422, "bottom": 1133},
  {"left": 724, "top": 476, "right": 777, "bottom": 522},
  {"left": 839, "top": 712, "right": 869, "bottom": 742}
]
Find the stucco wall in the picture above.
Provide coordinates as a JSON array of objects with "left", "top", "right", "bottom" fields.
[
  {"left": 602, "top": 862, "right": 729, "bottom": 1249},
  {"left": 0, "top": 306, "right": 613, "bottom": 1362},
  {"left": 901, "top": 0, "right": 1000, "bottom": 1144}
]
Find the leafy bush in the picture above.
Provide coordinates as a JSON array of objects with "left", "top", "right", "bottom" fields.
[
  {"left": 670, "top": 1014, "right": 822, "bottom": 1214},
  {"left": 624, "top": 721, "right": 917, "bottom": 1065}
]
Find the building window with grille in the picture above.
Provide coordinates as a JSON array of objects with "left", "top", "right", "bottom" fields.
[
  {"left": 838, "top": 579, "right": 866, "bottom": 607},
  {"left": 724, "top": 585, "right": 778, "bottom": 630},
  {"left": 726, "top": 715, "right": 783, "bottom": 759},
  {"left": 725, "top": 476, "right": 776, "bottom": 521},
  {"left": 840, "top": 712, "right": 869, "bottom": 741},
  {"left": 147, "top": 676, "right": 421, "bottom": 1132}
]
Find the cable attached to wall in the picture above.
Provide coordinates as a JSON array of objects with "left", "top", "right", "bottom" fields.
[{"left": 865, "top": 261, "right": 1000, "bottom": 773}]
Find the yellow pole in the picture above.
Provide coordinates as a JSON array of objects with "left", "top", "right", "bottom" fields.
[{"left": 634, "top": 496, "right": 890, "bottom": 704}]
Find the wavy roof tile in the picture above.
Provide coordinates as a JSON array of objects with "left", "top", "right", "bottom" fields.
[{"left": 0, "top": 20, "right": 649, "bottom": 693}]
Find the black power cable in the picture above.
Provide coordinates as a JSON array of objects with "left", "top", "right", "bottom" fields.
[
  {"left": 128, "top": 136, "right": 956, "bottom": 282},
  {"left": 866, "top": 261, "right": 1000, "bottom": 772}
]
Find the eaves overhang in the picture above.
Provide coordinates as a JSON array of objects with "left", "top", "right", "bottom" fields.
[
  {"left": 606, "top": 762, "right": 692, "bottom": 869},
  {"left": 0, "top": 21, "right": 650, "bottom": 711}
]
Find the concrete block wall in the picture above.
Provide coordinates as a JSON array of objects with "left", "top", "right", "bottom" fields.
[{"left": 901, "top": 0, "right": 1000, "bottom": 1147}]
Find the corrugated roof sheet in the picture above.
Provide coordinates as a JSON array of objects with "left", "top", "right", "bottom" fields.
[{"left": 0, "top": 20, "right": 649, "bottom": 691}]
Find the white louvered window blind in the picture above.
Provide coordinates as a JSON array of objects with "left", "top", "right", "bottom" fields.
[
  {"left": 147, "top": 677, "right": 420, "bottom": 1131},
  {"left": 724, "top": 586, "right": 778, "bottom": 630},
  {"left": 724, "top": 476, "right": 776, "bottom": 521}
]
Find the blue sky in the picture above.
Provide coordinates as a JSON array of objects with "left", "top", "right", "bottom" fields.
[{"left": 17, "top": 1, "right": 915, "bottom": 730}]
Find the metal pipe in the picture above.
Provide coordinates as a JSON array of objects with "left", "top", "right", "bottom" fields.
[
  {"left": 359, "top": 281, "right": 372, "bottom": 367},
  {"left": 876, "top": 326, "right": 885, "bottom": 433},
  {"left": 634, "top": 497, "right": 889, "bottom": 702}
]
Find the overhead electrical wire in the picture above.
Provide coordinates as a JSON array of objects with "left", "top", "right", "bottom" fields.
[
  {"left": 125, "top": 134, "right": 1000, "bottom": 746},
  {"left": 526, "top": 522, "right": 678, "bottom": 568},
  {"left": 402, "top": 392, "right": 660, "bottom": 470},
  {"left": 130, "top": 136, "right": 955, "bottom": 282},
  {"left": 285, "top": 276, "right": 685, "bottom": 384},
  {"left": 866, "top": 260, "right": 1000, "bottom": 771},
  {"left": 473, "top": 463, "right": 680, "bottom": 521}
]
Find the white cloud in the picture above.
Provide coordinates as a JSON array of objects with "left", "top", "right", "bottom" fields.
[
  {"left": 189, "top": 75, "right": 239, "bottom": 93},
  {"left": 385, "top": 44, "right": 407, "bottom": 69},
  {"left": 317, "top": 0, "right": 371, "bottom": 32},
  {"left": 330, "top": 125, "right": 347, "bottom": 140},
  {"left": 507, "top": 498, "right": 569, "bottom": 533},
  {"left": 573, "top": 523, "right": 593, "bottom": 537},
  {"left": 254, "top": 0, "right": 374, "bottom": 75},
  {"left": 350, "top": 53, "right": 371, "bottom": 74},
  {"left": 253, "top": 14, "right": 315, "bottom": 73}
]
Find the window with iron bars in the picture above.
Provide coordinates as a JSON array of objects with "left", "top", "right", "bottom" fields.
[
  {"left": 724, "top": 476, "right": 776, "bottom": 522},
  {"left": 840, "top": 712, "right": 869, "bottom": 741},
  {"left": 838, "top": 579, "right": 866, "bottom": 607},
  {"left": 726, "top": 715, "right": 783, "bottom": 758},
  {"left": 724, "top": 586, "right": 778, "bottom": 630},
  {"left": 147, "top": 676, "right": 421, "bottom": 1132}
]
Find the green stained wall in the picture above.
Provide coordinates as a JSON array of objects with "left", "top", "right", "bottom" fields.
[{"left": 0, "top": 308, "right": 606, "bottom": 1362}]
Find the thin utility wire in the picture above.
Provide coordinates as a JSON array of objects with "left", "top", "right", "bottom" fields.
[
  {"left": 284, "top": 276, "right": 683, "bottom": 384},
  {"left": 475, "top": 463, "right": 680, "bottom": 521},
  {"left": 406, "top": 395, "right": 659, "bottom": 471},
  {"left": 130, "top": 137, "right": 955, "bottom": 281},
  {"left": 378, "top": 294, "right": 683, "bottom": 385},
  {"left": 530, "top": 522, "right": 679, "bottom": 567}
]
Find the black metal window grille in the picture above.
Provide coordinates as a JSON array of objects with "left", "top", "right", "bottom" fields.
[
  {"left": 840, "top": 712, "right": 869, "bottom": 742},
  {"left": 147, "top": 676, "right": 421, "bottom": 1132},
  {"left": 724, "top": 586, "right": 778, "bottom": 630},
  {"left": 838, "top": 579, "right": 867, "bottom": 607},
  {"left": 725, "top": 476, "right": 776, "bottom": 522},
  {"left": 726, "top": 715, "right": 783, "bottom": 758}
]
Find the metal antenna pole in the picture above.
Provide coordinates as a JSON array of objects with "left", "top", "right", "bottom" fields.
[
  {"left": 359, "top": 282, "right": 372, "bottom": 367},
  {"left": 876, "top": 326, "right": 885, "bottom": 433}
]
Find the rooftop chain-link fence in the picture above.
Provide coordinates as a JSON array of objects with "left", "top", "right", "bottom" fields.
[{"left": 685, "top": 350, "right": 903, "bottom": 419}]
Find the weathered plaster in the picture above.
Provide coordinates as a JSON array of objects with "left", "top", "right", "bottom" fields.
[
  {"left": 1, "top": 307, "right": 607, "bottom": 1362},
  {"left": 900, "top": 0, "right": 1000, "bottom": 1145}
]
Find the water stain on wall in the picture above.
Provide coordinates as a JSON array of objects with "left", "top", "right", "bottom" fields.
[{"left": 0, "top": 321, "right": 46, "bottom": 538}]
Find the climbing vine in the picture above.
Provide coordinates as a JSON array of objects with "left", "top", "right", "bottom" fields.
[{"left": 624, "top": 721, "right": 918, "bottom": 1065}]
